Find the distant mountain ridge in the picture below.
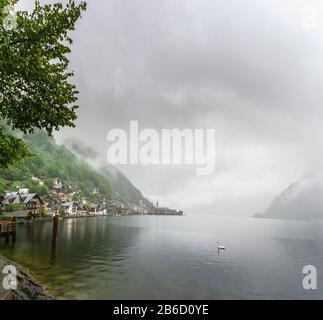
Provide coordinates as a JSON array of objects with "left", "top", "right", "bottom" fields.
[
  {"left": 255, "top": 177, "right": 323, "bottom": 220},
  {"left": 0, "top": 131, "right": 152, "bottom": 207}
]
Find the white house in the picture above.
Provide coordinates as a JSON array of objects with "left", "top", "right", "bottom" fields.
[
  {"left": 61, "top": 202, "right": 76, "bottom": 215},
  {"left": 18, "top": 187, "right": 30, "bottom": 194}
]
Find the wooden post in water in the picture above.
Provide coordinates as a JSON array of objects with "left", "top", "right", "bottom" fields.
[
  {"left": 12, "top": 217, "right": 17, "bottom": 243},
  {"left": 50, "top": 215, "right": 59, "bottom": 264},
  {"left": 52, "top": 215, "right": 59, "bottom": 241},
  {"left": 5, "top": 223, "right": 10, "bottom": 243}
]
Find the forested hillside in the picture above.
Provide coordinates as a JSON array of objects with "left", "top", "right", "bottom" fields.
[{"left": 0, "top": 131, "right": 151, "bottom": 206}]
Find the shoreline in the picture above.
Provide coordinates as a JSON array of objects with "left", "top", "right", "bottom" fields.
[{"left": 0, "top": 255, "right": 54, "bottom": 300}]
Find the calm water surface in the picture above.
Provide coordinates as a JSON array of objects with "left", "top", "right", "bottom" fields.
[{"left": 1, "top": 215, "right": 323, "bottom": 299}]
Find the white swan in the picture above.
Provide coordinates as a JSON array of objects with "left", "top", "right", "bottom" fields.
[{"left": 217, "top": 241, "right": 225, "bottom": 251}]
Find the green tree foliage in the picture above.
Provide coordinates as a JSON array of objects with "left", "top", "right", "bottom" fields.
[
  {"left": 0, "top": 0, "right": 86, "bottom": 168},
  {"left": 29, "top": 182, "right": 49, "bottom": 196},
  {"left": 0, "top": 176, "right": 5, "bottom": 194},
  {"left": 0, "top": 126, "right": 31, "bottom": 167},
  {"left": 58, "top": 207, "right": 65, "bottom": 218},
  {"left": 3, "top": 203, "right": 25, "bottom": 212}
]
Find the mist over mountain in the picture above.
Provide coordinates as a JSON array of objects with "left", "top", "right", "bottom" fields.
[
  {"left": 255, "top": 177, "right": 323, "bottom": 220},
  {"left": 63, "top": 138, "right": 100, "bottom": 160},
  {"left": 0, "top": 131, "right": 151, "bottom": 207}
]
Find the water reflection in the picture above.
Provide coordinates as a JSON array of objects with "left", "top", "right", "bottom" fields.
[{"left": 0, "top": 216, "right": 322, "bottom": 300}]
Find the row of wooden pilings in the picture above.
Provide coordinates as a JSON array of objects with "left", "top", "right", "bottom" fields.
[
  {"left": 0, "top": 218, "right": 17, "bottom": 243},
  {"left": 0, "top": 215, "right": 59, "bottom": 244}
]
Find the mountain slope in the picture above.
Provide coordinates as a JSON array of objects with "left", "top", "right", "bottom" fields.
[
  {"left": 100, "top": 165, "right": 152, "bottom": 207},
  {"left": 256, "top": 177, "right": 323, "bottom": 220},
  {"left": 0, "top": 131, "right": 151, "bottom": 206}
]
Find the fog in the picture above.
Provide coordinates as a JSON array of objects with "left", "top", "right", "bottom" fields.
[{"left": 18, "top": 0, "right": 323, "bottom": 216}]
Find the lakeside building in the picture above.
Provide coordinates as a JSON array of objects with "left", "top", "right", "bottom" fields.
[
  {"left": 61, "top": 202, "right": 76, "bottom": 215},
  {"left": 0, "top": 192, "right": 45, "bottom": 222}
]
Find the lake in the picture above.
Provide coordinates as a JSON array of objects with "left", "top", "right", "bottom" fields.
[{"left": 1, "top": 215, "right": 323, "bottom": 299}]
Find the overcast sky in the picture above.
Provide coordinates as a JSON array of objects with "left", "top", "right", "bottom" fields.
[{"left": 19, "top": 0, "right": 323, "bottom": 216}]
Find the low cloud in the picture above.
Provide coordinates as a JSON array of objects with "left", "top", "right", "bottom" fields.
[
  {"left": 19, "top": 0, "right": 323, "bottom": 215},
  {"left": 64, "top": 138, "right": 99, "bottom": 160}
]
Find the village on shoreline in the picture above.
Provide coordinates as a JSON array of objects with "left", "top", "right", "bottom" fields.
[
  {"left": 0, "top": 176, "right": 183, "bottom": 300},
  {"left": 0, "top": 176, "right": 183, "bottom": 223}
]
